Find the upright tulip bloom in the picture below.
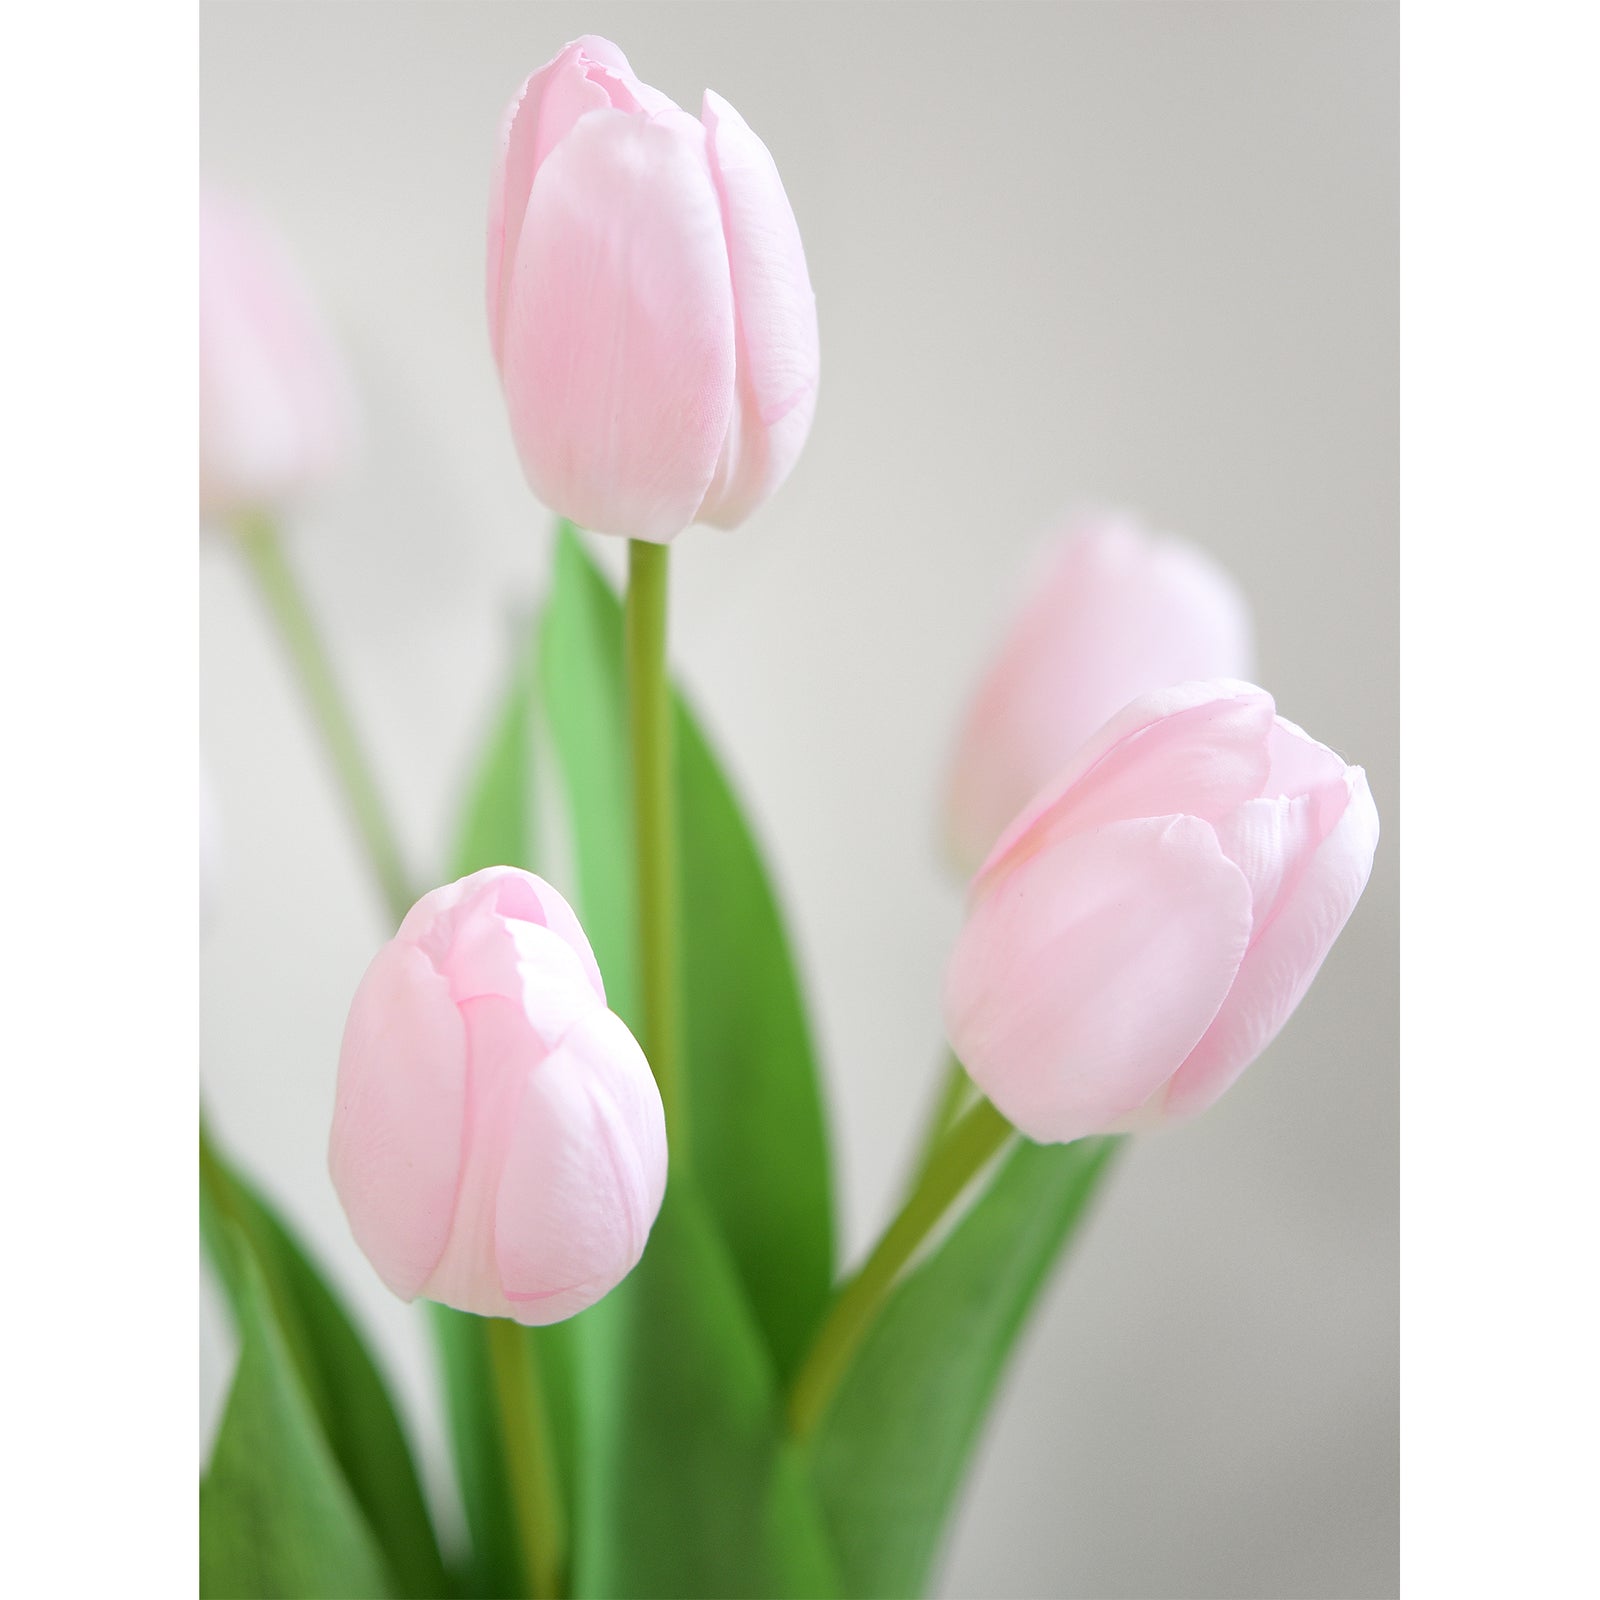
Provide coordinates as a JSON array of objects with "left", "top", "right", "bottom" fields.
[
  {"left": 329, "top": 867, "right": 667, "bottom": 1324},
  {"left": 199, "top": 187, "right": 355, "bottom": 521},
  {"left": 944, "top": 682, "right": 1378, "bottom": 1144},
  {"left": 487, "top": 36, "right": 819, "bottom": 542},
  {"left": 945, "top": 515, "right": 1254, "bottom": 872}
]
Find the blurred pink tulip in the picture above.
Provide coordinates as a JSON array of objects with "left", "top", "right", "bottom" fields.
[
  {"left": 329, "top": 867, "right": 667, "bottom": 1324},
  {"left": 199, "top": 187, "right": 355, "bottom": 521},
  {"left": 944, "top": 515, "right": 1254, "bottom": 872},
  {"left": 943, "top": 681, "right": 1378, "bottom": 1144},
  {"left": 487, "top": 35, "right": 819, "bottom": 542}
]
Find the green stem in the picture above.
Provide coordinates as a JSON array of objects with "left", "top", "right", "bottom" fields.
[
  {"left": 484, "top": 1317, "right": 566, "bottom": 1600},
  {"left": 788, "top": 1096, "right": 1016, "bottom": 1439},
  {"left": 625, "top": 539, "right": 686, "bottom": 1154},
  {"left": 906, "top": 1052, "right": 976, "bottom": 1191},
  {"left": 234, "top": 512, "right": 414, "bottom": 924}
]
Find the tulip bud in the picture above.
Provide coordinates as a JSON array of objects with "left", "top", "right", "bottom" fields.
[
  {"left": 199, "top": 187, "right": 356, "bottom": 523},
  {"left": 329, "top": 867, "right": 667, "bottom": 1323},
  {"left": 945, "top": 515, "right": 1254, "bottom": 872},
  {"left": 487, "top": 35, "right": 819, "bottom": 542},
  {"left": 943, "top": 682, "right": 1378, "bottom": 1144}
]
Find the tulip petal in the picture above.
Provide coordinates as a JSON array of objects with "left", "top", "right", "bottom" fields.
[
  {"left": 1162, "top": 767, "right": 1380, "bottom": 1120},
  {"left": 977, "top": 681, "right": 1274, "bottom": 894},
  {"left": 695, "top": 90, "right": 820, "bottom": 528},
  {"left": 486, "top": 38, "right": 677, "bottom": 359},
  {"left": 944, "top": 517, "right": 1255, "bottom": 871},
  {"left": 399, "top": 866, "right": 606, "bottom": 1007},
  {"left": 495, "top": 1008, "right": 668, "bottom": 1325},
  {"left": 945, "top": 815, "right": 1253, "bottom": 1144},
  {"left": 328, "top": 940, "right": 467, "bottom": 1301},
  {"left": 499, "top": 107, "right": 736, "bottom": 542}
]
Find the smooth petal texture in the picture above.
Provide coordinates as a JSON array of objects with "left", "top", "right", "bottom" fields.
[
  {"left": 498, "top": 108, "right": 736, "bottom": 541},
  {"left": 199, "top": 188, "right": 354, "bottom": 520},
  {"left": 328, "top": 940, "right": 467, "bottom": 1300},
  {"left": 945, "top": 815, "right": 1253, "bottom": 1143},
  {"left": 486, "top": 37, "right": 675, "bottom": 360},
  {"left": 695, "top": 90, "right": 820, "bottom": 528},
  {"left": 946, "top": 518, "right": 1255, "bottom": 869},
  {"left": 976, "top": 680, "right": 1274, "bottom": 897},
  {"left": 495, "top": 1007, "right": 668, "bottom": 1324},
  {"left": 1161, "top": 766, "right": 1379, "bottom": 1120}
]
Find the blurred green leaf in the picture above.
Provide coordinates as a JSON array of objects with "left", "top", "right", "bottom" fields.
[
  {"left": 540, "top": 523, "right": 835, "bottom": 1379},
  {"left": 200, "top": 1217, "right": 394, "bottom": 1599},
  {"left": 572, "top": 1180, "right": 841, "bottom": 1598},
  {"left": 199, "top": 1129, "right": 449, "bottom": 1597},
  {"left": 807, "top": 1137, "right": 1122, "bottom": 1599}
]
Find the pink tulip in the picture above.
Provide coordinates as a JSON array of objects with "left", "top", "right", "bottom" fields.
[
  {"left": 329, "top": 867, "right": 667, "bottom": 1324},
  {"left": 199, "top": 187, "right": 355, "bottom": 521},
  {"left": 945, "top": 515, "right": 1254, "bottom": 871},
  {"left": 487, "top": 35, "right": 819, "bottom": 542},
  {"left": 943, "top": 682, "right": 1378, "bottom": 1144}
]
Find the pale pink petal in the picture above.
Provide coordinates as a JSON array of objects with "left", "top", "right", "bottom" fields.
[
  {"left": 1162, "top": 768, "right": 1380, "bottom": 1120},
  {"left": 498, "top": 108, "right": 736, "bottom": 542},
  {"left": 494, "top": 1008, "right": 667, "bottom": 1325},
  {"left": 975, "top": 681, "right": 1274, "bottom": 897},
  {"left": 398, "top": 866, "right": 604, "bottom": 1006},
  {"left": 1264, "top": 713, "right": 1350, "bottom": 801},
  {"left": 328, "top": 940, "right": 466, "bottom": 1300},
  {"left": 695, "top": 89, "right": 820, "bottom": 528},
  {"left": 945, "top": 815, "right": 1253, "bottom": 1144},
  {"left": 1211, "top": 792, "right": 1323, "bottom": 938},
  {"left": 944, "top": 516, "right": 1254, "bottom": 870},
  {"left": 485, "top": 37, "right": 677, "bottom": 360},
  {"left": 419, "top": 995, "right": 540, "bottom": 1318}
]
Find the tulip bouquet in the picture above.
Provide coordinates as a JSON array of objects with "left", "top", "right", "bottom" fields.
[{"left": 199, "top": 35, "right": 1378, "bottom": 1600}]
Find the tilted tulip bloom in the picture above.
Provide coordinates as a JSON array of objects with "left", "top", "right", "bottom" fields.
[
  {"left": 199, "top": 187, "right": 355, "bottom": 521},
  {"left": 944, "top": 515, "right": 1254, "bottom": 872},
  {"left": 943, "top": 682, "right": 1378, "bottom": 1144},
  {"left": 329, "top": 867, "right": 667, "bottom": 1323},
  {"left": 487, "top": 35, "right": 819, "bottom": 542}
]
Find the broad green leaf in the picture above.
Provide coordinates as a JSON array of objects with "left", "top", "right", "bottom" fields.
[
  {"left": 540, "top": 523, "right": 835, "bottom": 1379},
  {"left": 430, "top": 638, "right": 579, "bottom": 1598},
  {"left": 454, "top": 609, "right": 540, "bottom": 878},
  {"left": 199, "top": 1128, "right": 449, "bottom": 1598},
  {"left": 201, "top": 1218, "right": 393, "bottom": 1599},
  {"left": 808, "top": 1136, "right": 1123, "bottom": 1599},
  {"left": 572, "top": 1179, "right": 841, "bottom": 1598}
]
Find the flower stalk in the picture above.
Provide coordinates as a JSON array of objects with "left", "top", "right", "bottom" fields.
[
  {"left": 234, "top": 513, "right": 414, "bottom": 923},
  {"left": 625, "top": 539, "right": 687, "bottom": 1155},
  {"left": 788, "top": 1095, "right": 1015, "bottom": 1440}
]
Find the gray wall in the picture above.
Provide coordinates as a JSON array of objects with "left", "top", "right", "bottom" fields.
[{"left": 200, "top": 4, "right": 1397, "bottom": 1596}]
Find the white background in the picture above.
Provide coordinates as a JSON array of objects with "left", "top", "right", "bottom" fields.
[{"left": 198, "top": 4, "right": 1397, "bottom": 1596}]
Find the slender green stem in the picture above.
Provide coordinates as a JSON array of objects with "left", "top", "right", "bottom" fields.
[
  {"left": 234, "top": 512, "right": 414, "bottom": 924},
  {"left": 625, "top": 539, "right": 686, "bottom": 1154},
  {"left": 906, "top": 1052, "right": 977, "bottom": 1191},
  {"left": 788, "top": 1096, "right": 1016, "bottom": 1439},
  {"left": 485, "top": 1317, "right": 566, "bottom": 1600}
]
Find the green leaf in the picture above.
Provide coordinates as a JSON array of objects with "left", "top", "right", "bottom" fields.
[
  {"left": 454, "top": 608, "right": 540, "bottom": 877},
  {"left": 200, "top": 1130, "right": 450, "bottom": 1598},
  {"left": 808, "top": 1136, "right": 1123, "bottom": 1599},
  {"left": 201, "top": 1218, "right": 394, "bottom": 1599},
  {"left": 540, "top": 522, "right": 835, "bottom": 1379},
  {"left": 572, "top": 1179, "right": 841, "bottom": 1598}
]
